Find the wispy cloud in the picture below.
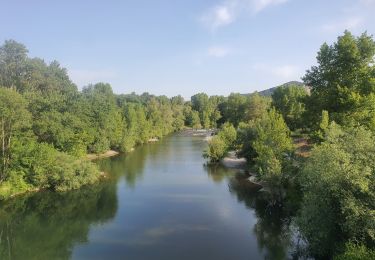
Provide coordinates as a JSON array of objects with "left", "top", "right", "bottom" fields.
[
  {"left": 359, "top": 0, "right": 375, "bottom": 7},
  {"left": 252, "top": 63, "right": 301, "bottom": 80},
  {"left": 68, "top": 68, "right": 117, "bottom": 87},
  {"left": 200, "top": 0, "right": 290, "bottom": 30},
  {"left": 200, "top": 2, "right": 236, "bottom": 30},
  {"left": 207, "top": 46, "right": 231, "bottom": 57},
  {"left": 321, "top": 16, "right": 364, "bottom": 33},
  {"left": 251, "top": 0, "right": 290, "bottom": 13}
]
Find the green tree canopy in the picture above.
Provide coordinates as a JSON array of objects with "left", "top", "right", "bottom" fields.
[
  {"left": 272, "top": 84, "right": 308, "bottom": 130},
  {"left": 303, "top": 31, "right": 375, "bottom": 125},
  {"left": 298, "top": 124, "right": 375, "bottom": 257},
  {"left": 0, "top": 88, "right": 31, "bottom": 182}
]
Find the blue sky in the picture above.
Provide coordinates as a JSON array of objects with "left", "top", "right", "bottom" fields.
[{"left": 1, "top": 0, "right": 374, "bottom": 98}]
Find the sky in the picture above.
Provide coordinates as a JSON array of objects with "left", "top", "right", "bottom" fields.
[{"left": 1, "top": 0, "right": 374, "bottom": 98}]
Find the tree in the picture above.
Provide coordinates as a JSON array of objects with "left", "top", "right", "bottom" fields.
[
  {"left": 0, "top": 39, "right": 196, "bottom": 198},
  {"left": 82, "top": 83, "right": 123, "bottom": 153},
  {"left": 221, "top": 93, "right": 248, "bottom": 127},
  {"left": 191, "top": 93, "right": 210, "bottom": 128},
  {"left": 303, "top": 31, "right": 375, "bottom": 125},
  {"left": 252, "top": 109, "right": 293, "bottom": 182},
  {"left": 238, "top": 109, "right": 293, "bottom": 185},
  {"left": 208, "top": 95, "right": 223, "bottom": 128},
  {"left": 245, "top": 93, "right": 271, "bottom": 122},
  {"left": 21, "top": 58, "right": 77, "bottom": 94},
  {"left": 271, "top": 84, "right": 308, "bottom": 130},
  {"left": 203, "top": 123, "right": 237, "bottom": 163},
  {"left": 0, "top": 88, "right": 31, "bottom": 182},
  {"left": 0, "top": 40, "right": 28, "bottom": 89},
  {"left": 203, "top": 136, "right": 227, "bottom": 163},
  {"left": 217, "top": 122, "right": 237, "bottom": 149},
  {"left": 191, "top": 93, "right": 222, "bottom": 128},
  {"left": 298, "top": 124, "right": 375, "bottom": 258},
  {"left": 334, "top": 243, "right": 375, "bottom": 260},
  {"left": 171, "top": 95, "right": 185, "bottom": 130},
  {"left": 190, "top": 111, "right": 202, "bottom": 129}
]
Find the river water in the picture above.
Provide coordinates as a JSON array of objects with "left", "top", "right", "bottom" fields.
[{"left": 0, "top": 134, "right": 300, "bottom": 260}]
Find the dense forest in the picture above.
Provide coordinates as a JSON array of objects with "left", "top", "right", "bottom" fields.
[{"left": 0, "top": 31, "right": 374, "bottom": 259}]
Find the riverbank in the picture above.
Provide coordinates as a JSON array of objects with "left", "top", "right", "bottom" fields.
[
  {"left": 0, "top": 154, "right": 108, "bottom": 201},
  {"left": 86, "top": 150, "right": 120, "bottom": 160},
  {"left": 221, "top": 151, "right": 247, "bottom": 169},
  {"left": 1, "top": 134, "right": 168, "bottom": 200},
  {"left": 179, "top": 128, "right": 216, "bottom": 137}
]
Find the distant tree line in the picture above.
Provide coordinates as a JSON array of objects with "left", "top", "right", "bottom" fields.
[{"left": 0, "top": 40, "right": 189, "bottom": 198}]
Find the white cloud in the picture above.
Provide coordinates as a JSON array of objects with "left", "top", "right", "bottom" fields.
[
  {"left": 201, "top": 3, "right": 236, "bottom": 30},
  {"left": 251, "top": 0, "right": 290, "bottom": 13},
  {"left": 68, "top": 68, "right": 117, "bottom": 87},
  {"left": 321, "top": 16, "right": 363, "bottom": 33},
  {"left": 208, "top": 46, "right": 231, "bottom": 57},
  {"left": 252, "top": 63, "right": 301, "bottom": 80},
  {"left": 200, "top": 0, "right": 290, "bottom": 30}
]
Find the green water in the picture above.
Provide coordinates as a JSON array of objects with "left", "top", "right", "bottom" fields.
[{"left": 0, "top": 134, "right": 300, "bottom": 260}]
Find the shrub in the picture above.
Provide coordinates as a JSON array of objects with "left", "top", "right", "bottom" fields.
[{"left": 203, "top": 136, "right": 227, "bottom": 163}]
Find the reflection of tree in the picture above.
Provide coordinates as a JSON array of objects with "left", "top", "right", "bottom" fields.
[
  {"left": 0, "top": 182, "right": 117, "bottom": 260},
  {"left": 228, "top": 173, "right": 302, "bottom": 260},
  {"left": 204, "top": 164, "right": 239, "bottom": 183},
  {"left": 99, "top": 135, "right": 196, "bottom": 188},
  {"left": 98, "top": 143, "right": 153, "bottom": 187}
]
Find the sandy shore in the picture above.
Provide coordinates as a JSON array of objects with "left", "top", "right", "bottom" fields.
[
  {"left": 222, "top": 157, "right": 247, "bottom": 168},
  {"left": 86, "top": 150, "right": 120, "bottom": 160},
  {"left": 179, "top": 129, "right": 216, "bottom": 137},
  {"left": 221, "top": 151, "right": 247, "bottom": 168}
]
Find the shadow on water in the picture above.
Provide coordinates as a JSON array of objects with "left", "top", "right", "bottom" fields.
[
  {"left": 205, "top": 163, "right": 304, "bottom": 260},
  {"left": 97, "top": 139, "right": 172, "bottom": 188},
  {"left": 0, "top": 182, "right": 118, "bottom": 260}
]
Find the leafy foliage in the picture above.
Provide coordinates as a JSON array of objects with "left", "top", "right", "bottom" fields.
[
  {"left": 271, "top": 84, "right": 308, "bottom": 130},
  {"left": 239, "top": 109, "right": 293, "bottom": 184},
  {"left": 334, "top": 243, "right": 375, "bottom": 260},
  {"left": 0, "top": 40, "right": 190, "bottom": 199},
  {"left": 298, "top": 124, "right": 375, "bottom": 257},
  {"left": 303, "top": 31, "right": 375, "bottom": 126},
  {"left": 203, "top": 123, "right": 237, "bottom": 162}
]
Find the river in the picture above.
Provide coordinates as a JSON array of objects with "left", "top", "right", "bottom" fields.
[{"left": 0, "top": 134, "right": 300, "bottom": 260}]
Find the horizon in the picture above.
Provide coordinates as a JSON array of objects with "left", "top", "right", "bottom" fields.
[{"left": 1, "top": 0, "right": 374, "bottom": 98}]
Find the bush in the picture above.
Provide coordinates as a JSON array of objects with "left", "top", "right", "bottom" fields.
[
  {"left": 334, "top": 243, "right": 375, "bottom": 260},
  {"left": 298, "top": 124, "right": 375, "bottom": 257},
  {"left": 203, "top": 123, "right": 237, "bottom": 163},
  {"left": 0, "top": 171, "right": 32, "bottom": 199},
  {"left": 218, "top": 122, "right": 237, "bottom": 149},
  {"left": 9, "top": 141, "right": 100, "bottom": 193},
  {"left": 238, "top": 108, "right": 293, "bottom": 183},
  {"left": 203, "top": 136, "right": 227, "bottom": 163}
]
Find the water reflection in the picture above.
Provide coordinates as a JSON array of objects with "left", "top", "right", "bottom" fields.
[
  {"left": 0, "top": 135, "right": 303, "bottom": 260},
  {"left": 98, "top": 145, "right": 149, "bottom": 187},
  {"left": 207, "top": 164, "right": 301, "bottom": 260},
  {"left": 204, "top": 163, "right": 240, "bottom": 183},
  {"left": 0, "top": 182, "right": 117, "bottom": 260}
]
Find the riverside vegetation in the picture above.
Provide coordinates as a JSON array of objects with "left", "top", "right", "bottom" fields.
[
  {"left": 205, "top": 31, "right": 375, "bottom": 259},
  {"left": 0, "top": 31, "right": 374, "bottom": 259}
]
